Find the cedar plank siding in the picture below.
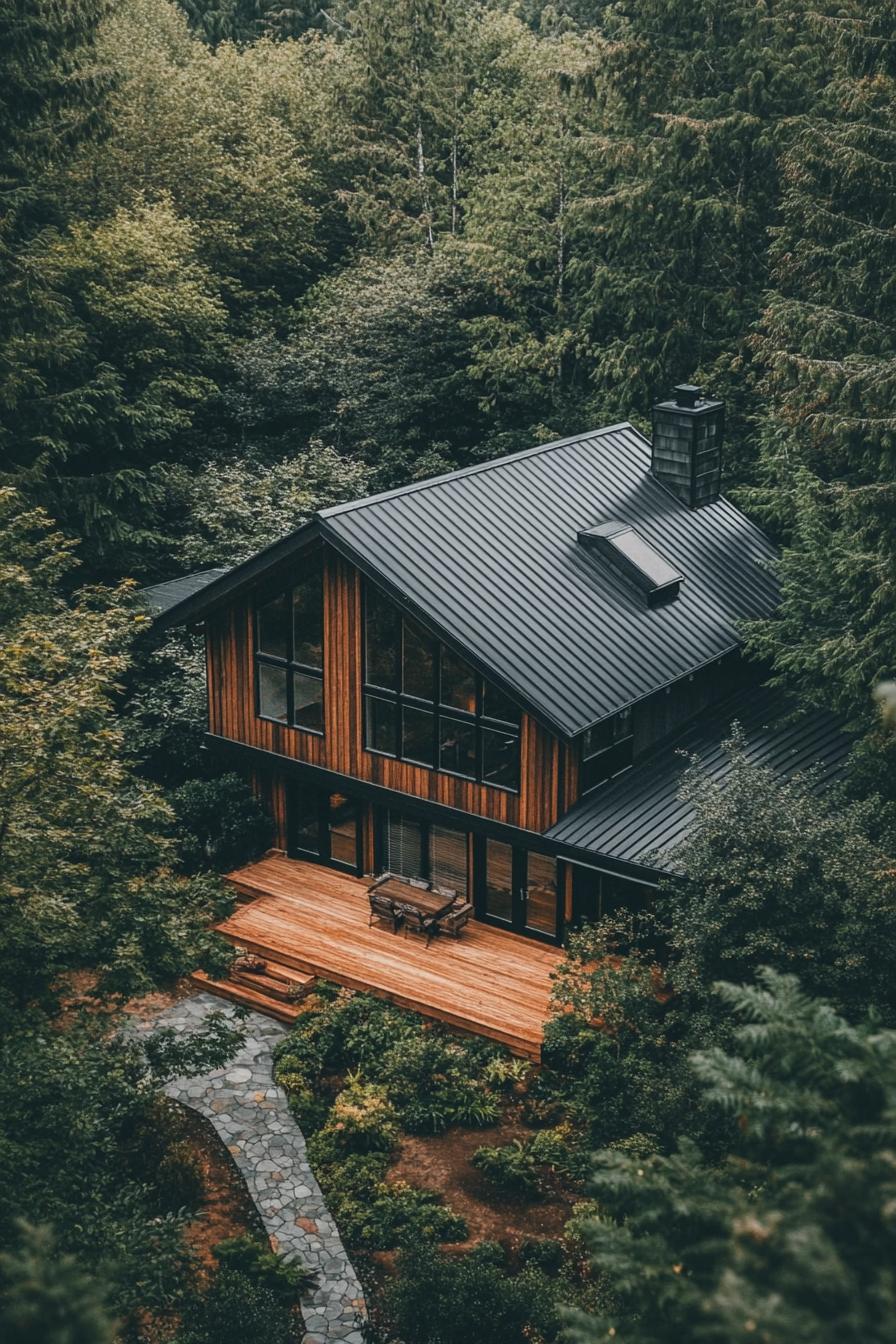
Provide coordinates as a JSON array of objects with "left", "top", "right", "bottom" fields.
[{"left": 206, "top": 547, "right": 566, "bottom": 841}]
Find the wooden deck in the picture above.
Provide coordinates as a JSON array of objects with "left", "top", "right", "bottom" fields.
[{"left": 211, "top": 854, "right": 562, "bottom": 1059}]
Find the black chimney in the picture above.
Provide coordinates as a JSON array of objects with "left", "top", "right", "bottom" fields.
[{"left": 651, "top": 383, "right": 724, "bottom": 508}]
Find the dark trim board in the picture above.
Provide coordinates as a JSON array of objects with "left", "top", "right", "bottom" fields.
[{"left": 203, "top": 732, "right": 668, "bottom": 887}]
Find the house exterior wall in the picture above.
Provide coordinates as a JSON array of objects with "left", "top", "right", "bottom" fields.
[{"left": 205, "top": 547, "right": 573, "bottom": 845}]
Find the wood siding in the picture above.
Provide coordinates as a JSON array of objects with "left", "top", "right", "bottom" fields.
[{"left": 206, "top": 547, "right": 567, "bottom": 841}]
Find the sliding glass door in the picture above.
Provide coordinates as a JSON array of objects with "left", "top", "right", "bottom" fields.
[
  {"left": 476, "top": 839, "right": 559, "bottom": 943},
  {"left": 287, "top": 788, "right": 361, "bottom": 874}
]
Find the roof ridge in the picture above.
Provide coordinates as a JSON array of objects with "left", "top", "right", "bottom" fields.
[{"left": 318, "top": 422, "right": 642, "bottom": 519}]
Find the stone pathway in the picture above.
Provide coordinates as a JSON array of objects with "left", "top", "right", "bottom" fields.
[{"left": 131, "top": 993, "right": 366, "bottom": 1344}]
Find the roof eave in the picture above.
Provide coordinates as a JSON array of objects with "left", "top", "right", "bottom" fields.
[{"left": 150, "top": 519, "right": 323, "bottom": 630}]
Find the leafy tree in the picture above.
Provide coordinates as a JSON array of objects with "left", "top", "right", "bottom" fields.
[
  {"left": 164, "top": 447, "right": 370, "bottom": 569},
  {"left": 0, "top": 0, "right": 111, "bottom": 444},
  {"left": 663, "top": 729, "right": 896, "bottom": 1022},
  {"left": 0, "top": 1012, "right": 242, "bottom": 1328},
  {"left": 459, "top": 15, "right": 603, "bottom": 434},
  {"left": 0, "top": 489, "right": 233, "bottom": 1015},
  {"left": 747, "top": 1, "right": 896, "bottom": 720},
  {"left": 240, "top": 253, "right": 491, "bottom": 485},
  {"left": 86, "top": 1, "right": 326, "bottom": 310},
  {"left": 170, "top": 774, "right": 272, "bottom": 873},
  {"left": 568, "top": 969, "right": 896, "bottom": 1344}
]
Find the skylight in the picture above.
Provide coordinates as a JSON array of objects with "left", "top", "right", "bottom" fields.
[{"left": 577, "top": 521, "right": 683, "bottom": 607}]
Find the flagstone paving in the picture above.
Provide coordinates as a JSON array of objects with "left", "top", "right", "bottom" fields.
[{"left": 132, "top": 992, "right": 366, "bottom": 1344}]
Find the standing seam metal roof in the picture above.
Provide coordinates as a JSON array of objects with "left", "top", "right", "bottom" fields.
[
  {"left": 546, "top": 687, "right": 852, "bottom": 871},
  {"left": 319, "top": 423, "right": 778, "bottom": 738}
]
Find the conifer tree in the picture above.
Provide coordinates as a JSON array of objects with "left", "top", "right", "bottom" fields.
[
  {"left": 747, "top": 1, "right": 896, "bottom": 722},
  {"left": 568, "top": 970, "right": 896, "bottom": 1344},
  {"left": 575, "top": 0, "right": 825, "bottom": 462}
]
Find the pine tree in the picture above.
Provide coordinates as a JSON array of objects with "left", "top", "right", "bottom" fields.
[
  {"left": 568, "top": 969, "right": 896, "bottom": 1344},
  {"left": 0, "top": 0, "right": 111, "bottom": 477},
  {"left": 747, "top": 1, "right": 896, "bottom": 722},
  {"left": 0, "top": 1223, "right": 116, "bottom": 1344},
  {"left": 574, "top": 0, "right": 826, "bottom": 463}
]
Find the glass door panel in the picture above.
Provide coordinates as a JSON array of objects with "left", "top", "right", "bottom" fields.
[
  {"left": 386, "top": 813, "right": 425, "bottom": 880},
  {"left": 524, "top": 852, "right": 558, "bottom": 939},
  {"left": 430, "top": 825, "right": 469, "bottom": 897},
  {"left": 483, "top": 839, "right": 514, "bottom": 924},
  {"left": 290, "top": 789, "right": 321, "bottom": 857},
  {"left": 328, "top": 793, "right": 358, "bottom": 871}
]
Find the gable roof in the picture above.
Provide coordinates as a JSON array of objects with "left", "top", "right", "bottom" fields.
[
  {"left": 151, "top": 423, "right": 779, "bottom": 738},
  {"left": 139, "top": 568, "right": 230, "bottom": 617},
  {"left": 547, "top": 686, "right": 852, "bottom": 873}
]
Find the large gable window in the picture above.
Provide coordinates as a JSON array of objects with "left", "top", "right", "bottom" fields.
[
  {"left": 255, "top": 551, "right": 324, "bottom": 734},
  {"left": 363, "top": 581, "right": 520, "bottom": 792}
]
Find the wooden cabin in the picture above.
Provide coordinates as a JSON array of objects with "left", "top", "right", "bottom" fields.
[{"left": 144, "top": 388, "right": 850, "bottom": 1049}]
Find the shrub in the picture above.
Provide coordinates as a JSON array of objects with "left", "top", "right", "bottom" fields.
[
  {"left": 380, "top": 1238, "right": 560, "bottom": 1344},
  {"left": 156, "top": 1140, "right": 205, "bottom": 1212},
  {"left": 527, "top": 1126, "right": 590, "bottom": 1185},
  {"left": 174, "top": 1269, "right": 299, "bottom": 1344},
  {"left": 213, "top": 1235, "right": 315, "bottom": 1301},
  {"left": 171, "top": 774, "right": 272, "bottom": 874},
  {"left": 519, "top": 1237, "right": 566, "bottom": 1273},
  {"left": 520, "top": 1094, "right": 567, "bottom": 1129},
  {"left": 471, "top": 1141, "right": 542, "bottom": 1199},
  {"left": 318, "top": 1153, "right": 467, "bottom": 1250},
  {"left": 319, "top": 1078, "right": 399, "bottom": 1155}
]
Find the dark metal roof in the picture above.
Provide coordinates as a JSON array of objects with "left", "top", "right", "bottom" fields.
[
  {"left": 150, "top": 423, "right": 779, "bottom": 738},
  {"left": 320, "top": 423, "right": 778, "bottom": 737},
  {"left": 546, "top": 687, "right": 852, "bottom": 873},
  {"left": 139, "top": 568, "right": 230, "bottom": 617}
]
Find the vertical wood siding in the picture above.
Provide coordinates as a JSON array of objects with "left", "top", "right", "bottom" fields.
[{"left": 205, "top": 546, "right": 567, "bottom": 833}]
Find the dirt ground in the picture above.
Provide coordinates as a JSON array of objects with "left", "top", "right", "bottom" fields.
[
  {"left": 388, "top": 1111, "right": 576, "bottom": 1250},
  {"left": 172, "top": 1104, "right": 266, "bottom": 1276}
]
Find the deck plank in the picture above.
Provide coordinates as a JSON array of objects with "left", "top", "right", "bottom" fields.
[{"left": 213, "top": 856, "right": 562, "bottom": 1059}]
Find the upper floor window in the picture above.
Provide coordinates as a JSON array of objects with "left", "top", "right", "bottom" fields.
[
  {"left": 580, "top": 707, "right": 633, "bottom": 793},
  {"left": 362, "top": 581, "right": 520, "bottom": 792},
  {"left": 254, "top": 551, "right": 324, "bottom": 734}
]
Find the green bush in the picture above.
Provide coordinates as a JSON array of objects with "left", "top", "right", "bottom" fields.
[
  {"left": 315, "top": 1153, "right": 467, "bottom": 1250},
  {"left": 174, "top": 1269, "right": 299, "bottom": 1344},
  {"left": 527, "top": 1126, "right": 590, "bottom": 1185},
  {"left": 171, "top": 773, "right": 272, "bottom": 874},
  {"left": 213, "top": 1235, "right": 315, "bottom": 1301},
  {"left": 317, "top": 1077, "right": 399, "bottom": 1155},
  {"left": 156, "top": 1140, "right": 205, "bottom": 1212},
  {"left": 379, "top": 1239, "right": 561, "bottom": 1344},
  {"left": 470, "top": 1141, "right": 542, "bottom": 1199},
  {"left": 519, "top": 1237, "right": 566, "bottom": 1273}
]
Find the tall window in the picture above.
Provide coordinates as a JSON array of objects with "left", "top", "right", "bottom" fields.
[
  {"left": 254, "top": 551, "right": 324, "bottom": 733},
  {"left": 580, "top": 707, "right": 633, "bottom": 793},
  {"left": 363, "top": 581, "right": 520, "bottom": 792},
  {"left": 383, "top": 812, "right": 469, "bottom": 898}
]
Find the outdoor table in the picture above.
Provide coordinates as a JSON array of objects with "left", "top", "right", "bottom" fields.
[{"left": 371, "top": 877, "right": 457, "bottom": 922}]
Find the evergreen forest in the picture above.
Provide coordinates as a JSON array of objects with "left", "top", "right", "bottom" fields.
[{"left": 1, "top": 1, "right": 895, "bottom": 1341}]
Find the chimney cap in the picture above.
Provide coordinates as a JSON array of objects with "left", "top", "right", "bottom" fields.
[{"left": 673, "top": 383, "right": 702, "bottom": 409}]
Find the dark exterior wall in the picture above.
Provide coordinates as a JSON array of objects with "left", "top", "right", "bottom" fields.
[
  {"left": 206, "top": 547, "right": 568, "bottom": 837},
  {"left": 631, "top": 652, "right": 748, "bottom": 759}
]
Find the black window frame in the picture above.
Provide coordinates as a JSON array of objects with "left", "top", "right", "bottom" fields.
[
  {"left": 362, "top": 582, "right": 521, "bottom": 794},
  {"left": 254, "top": 554, "right": 325, "bottom": 736},
  {"left": 579, "top": 707, "right": 634, "bottom": 794}
]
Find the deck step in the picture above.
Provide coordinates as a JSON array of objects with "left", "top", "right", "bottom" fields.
[
  {"left": 189, "top": 970, "right": 302, "bottom": 1024},
  {"left": 231, "top": 961, "right": 316, "bottom": 1003}
]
